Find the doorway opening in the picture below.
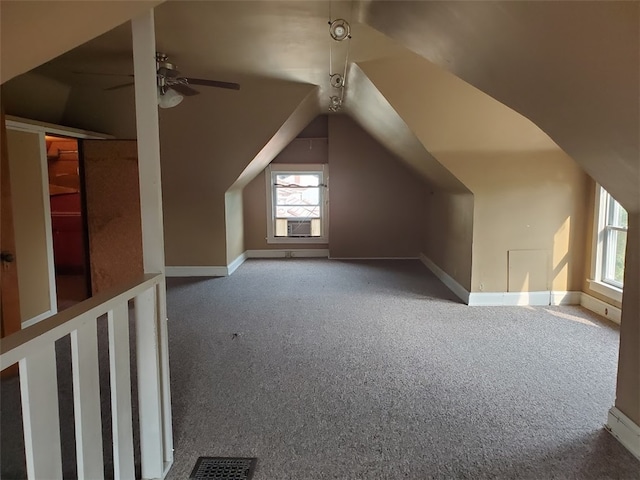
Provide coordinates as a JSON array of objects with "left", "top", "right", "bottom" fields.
[{"left": 46, "top": 135, "right": 90, "bottom": 310}]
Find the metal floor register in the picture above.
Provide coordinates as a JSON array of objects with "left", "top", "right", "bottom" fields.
[{"left": 189, "top": 457, "right": 257, "bottom": 480}]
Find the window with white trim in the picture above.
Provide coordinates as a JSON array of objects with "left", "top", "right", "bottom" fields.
[
  {"left": 266, "top": 164, "right": 328, "bottom": 244},
  {"left": 589, "top": 185, "right": 627, "bottom": 299}
]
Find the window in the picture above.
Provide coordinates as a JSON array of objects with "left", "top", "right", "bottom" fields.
[
  {"left": 590, "top": 185, "right": 627, "bottom": 300},
  {"left": 266, "top": 164, "right": 328, "bottom": 244}
]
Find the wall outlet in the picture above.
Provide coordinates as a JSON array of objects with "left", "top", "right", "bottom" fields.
[{"left": 285, "top": 251, "right": 292, "bottom": 258}]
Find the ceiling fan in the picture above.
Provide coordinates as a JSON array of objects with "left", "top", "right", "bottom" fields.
[{"left": 79, "top": 52, "right": 240, "bottom": 108}]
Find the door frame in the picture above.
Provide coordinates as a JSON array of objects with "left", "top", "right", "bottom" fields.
[{"left": 5, "top": 115, "right": 111, "bottom": 327}]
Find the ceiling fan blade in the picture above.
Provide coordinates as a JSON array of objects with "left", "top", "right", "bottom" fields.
[
  {"left": 169, "top": 83, "right": 200, "bottom": 97},
  {"left": 158, "top": 66, "right": 180, "bottom": 78},
  {"left": 104, "top": 82, "right": 135, "bottom": 91},
  {"left": 185, "top": 77, "right": 240, "bottom": 90},
  {"left": 74, "top": 71, "right": 134, "bottom": 77}
]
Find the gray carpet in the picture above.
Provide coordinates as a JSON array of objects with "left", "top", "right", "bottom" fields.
[{"left": 165, "top": 259, "right": 640, "bottom": 479}]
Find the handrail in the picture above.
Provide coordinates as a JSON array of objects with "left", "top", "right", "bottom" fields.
[{"left": 0, "top": 273, "right": 163, "bottom": 369}]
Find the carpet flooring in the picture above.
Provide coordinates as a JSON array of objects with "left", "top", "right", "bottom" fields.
[{"left": 165, "top": 259, "right": 640, "bottom": 480}]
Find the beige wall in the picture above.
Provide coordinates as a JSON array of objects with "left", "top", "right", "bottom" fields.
[
  {"left": 159, "top": 79, "right": 317, "bottom": 266},
  {"left": 422, "top": 190, "right": 474, "bottom": 292},
  {"left": 616, "top": 211, "right": 640, "bottom": 424},
  {"left": 327, "top": 115, "right": 428, "bottom": 258},
  {"left": 222, "top": 89, "right": 321, "bottom": 262},
  {"left": 225, "top": 189, "right": 245, "bottom": 263},
  {"left": 243, "top": 116, "right": 329, "bottom": 252},
  {"left": 445, "top": 152, "right": 590, "bottom": 293},
  {"left": 359, "top": 55, "right": 590, "bottom": 293},
  {"left": 244, "top": 114, "right": 430, "bottom": 257},
  {"left": 346, "top": 64, "right": 468, "bottom": 193},
  {"left": 7, "top": 129, "right": 53, "bottom": 321},
  {"left": 360, "top": 1, "right": 639, "bottom": 213}
]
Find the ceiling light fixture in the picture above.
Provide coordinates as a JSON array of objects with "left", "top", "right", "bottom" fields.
[
  {"left": 327, "top": 4, "right": 353, "bottom": 113},
  {"left": 329, "top": 19, "right": 351, "bottom": 41},
  {"left": 157, "top": 87, "right": 184, "bottom": 109},
  {"left": 329, "top": 95, "right": 342, "bottom": 112},
  {"left": 330, "top": 73, "right": 344, "bottom": 88}
]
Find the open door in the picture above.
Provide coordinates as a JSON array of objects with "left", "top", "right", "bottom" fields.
[
  {"left": 0, "top": 101, "right": 21, "bottom": 376},
  {"left": 81, "top": 140, "right": 144, "bottom": 294}
]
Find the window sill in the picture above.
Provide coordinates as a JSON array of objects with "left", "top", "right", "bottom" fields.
[
  {"left": 587, "top": 279, "right": 623, "bottom": 303},
  {"left": 267, "top": 236, "right": 328, "bottom": 245}
]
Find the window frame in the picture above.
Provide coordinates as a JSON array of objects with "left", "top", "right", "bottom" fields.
[
  {"left": 589, "top": 184, "right": 626, "bottom": 301},
  {"left": 265, "top": 163, "right": 329, "bottom": 244}
]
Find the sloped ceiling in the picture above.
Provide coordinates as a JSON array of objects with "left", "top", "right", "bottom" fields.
[
  {"left": 3, "top": 0, "right": 638, "bottom": 208},
  {"left": 22, "top": 1, "right": 404, "bottom": 113},
  {"left": 0, "top": 0, "right": 164, "bottom": 84},
  {"left": 346, "top": 64, "right": 469, "bottom": 193},
  {"left": 358, "top": 0, "right": 640, "bottom": 211}
]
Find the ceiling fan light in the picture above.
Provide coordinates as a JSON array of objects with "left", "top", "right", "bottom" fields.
[
  {"left": 329, "top": 19, "right": 351, "bottom": 41},
  {"left": 329, "top": 95, "right": 342, "bottom": 112},
  {"left": 158, "top": 87, "right": 184, "bottom": 108}
]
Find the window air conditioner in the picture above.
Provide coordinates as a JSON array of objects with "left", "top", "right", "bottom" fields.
[{"left": 287, "top": 219, "right": 312, "bottom": 237}]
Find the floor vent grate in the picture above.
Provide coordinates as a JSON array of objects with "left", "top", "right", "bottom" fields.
[{"left": 189, "top": 457, "right": 257, "bottom": 480}]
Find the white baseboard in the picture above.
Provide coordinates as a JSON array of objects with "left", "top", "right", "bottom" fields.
[
  {"left": 166, "top": 250, "right": 327, "bottom": 277},
  {"left": 22, "top": 309, "right": 55, "bottom": 329},
  {"left": 329, "top": 256, "right": 419, "bottom": 260},
  {"left": 419, "top": 253, "right": 470, "bottom": 304},
  {"left": 468, "top": 291, "right": 551, "bottom": 306},
  {"left": 165, "top": 266, "right": 228, "bottom": 277},
  {"left": 580, "top": 293, "right": 621, "bottom": 324},
  {"left": 227, "top": 252, "right": 247, "bottom": 275},
  {"left": 246, "top": 249, "right": 329, "bottom": 258},
  {"left": 417, "top": 255, "right": 587, "bottom": 308},
  {"left": 606, "top": 406, "right": 640, "bottom": 461},
  {"left": 551, "top": 291, "right": 582, "bottom": 305}
]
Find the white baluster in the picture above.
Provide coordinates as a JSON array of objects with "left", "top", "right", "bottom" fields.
[
  {"left": 71, "top": 320, "right": 105, "bottom": 479},
  {"left": 108, "top": 304, "right": 135, "bottom": 479},
  {"left": 19, "top": 344, "right": 63, "bottom": 479},
  {"left": 157, "top": 280, "right": 174, "bottom": 466},
  {"left": 135, "top": 287, "right": 164, "bottom": 479}
]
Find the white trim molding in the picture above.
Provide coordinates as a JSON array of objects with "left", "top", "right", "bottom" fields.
[
  {"left": 419, "top": 253, "right": 470, "bottom": 304},
  {"left": 247, "top": 249, "right": 329, "bottom": 258},
  {"left": 466, "top": 291, "right": 582, "bottom": 307},
  {"left": 227, "top": 252, "right": 247, "bottom": 275},
  {"left": 165, "top": 266, "right": 228, "bottom": 277},
  {"left": 580, "top": 293, "right": 622, "bottom": 324},
  {"left": 266, "top": 164, "right": 329, "bottom": 244},
  {"left": 587, "top": 279, "right": 623, "bottom": 304},
  {"left": 6, "top": 115, "right": 112, "bottom": 139},
  {"left": 550, "top": 291, "right": 583, "bottom": 305},
  {"left": 166, "top": 250, "right": 330, "bottom": 276},
  {"left": 607, "top": 407, "right": 640, "bottom": 461},
  {"left": 330, "top": 256, "right": 419, "bottom": 260},
  {"left": 468, "top": 291, "right": 551, "bottom": 306},
  {"left": 21, "top": 310, "right": 55, "bottom": 329}
]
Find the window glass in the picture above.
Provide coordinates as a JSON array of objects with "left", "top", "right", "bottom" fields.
[
  {"left": 267, "top": 166, "right": 327, "bottom": 242},
  {"left": 601, "top": 190, "right": 627, "bottom": 288}
]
